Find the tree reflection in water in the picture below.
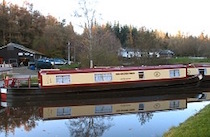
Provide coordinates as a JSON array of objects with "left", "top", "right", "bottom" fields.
[
  {"left": 0, "top": 107, "right": 42, "bottom": 135},
  {"left": 66, "top": 116, "right": 113, "bottom": 137},
  {"left": 137, "top": 112, "right": 153, "bottom": 125}
]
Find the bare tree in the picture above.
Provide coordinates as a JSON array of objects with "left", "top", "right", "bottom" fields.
[{"left": 74, "top": 0, "right": 99, "bottom": 68}]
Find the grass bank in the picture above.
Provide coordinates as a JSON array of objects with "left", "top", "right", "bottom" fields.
[
  {"left": 169, "top": 57, "right": 210, "bottom": 64},
  {"left": 56, "top": 63, "right": 80, "bottom": 69},
  {"left": 163, "top": 104, "right": 210, "bottom": 137},
  {"left": 53, "top": 57, "right": 209, "bottom": 69}
]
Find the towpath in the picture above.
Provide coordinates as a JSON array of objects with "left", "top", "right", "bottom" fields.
[{"left": 11, "top": 66, "right": 37, "bottom": 77}]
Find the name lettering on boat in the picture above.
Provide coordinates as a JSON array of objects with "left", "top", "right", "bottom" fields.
[
  {"left": 114, "top": 71, "right": 140, "bottom": 81},
  {"left": 120, "top": 78, "right": 131, "bottom": 80},
  {"left": 115, "top": 72, "right": 135, "bottom": 75},
  {"left": 116, "top": 104, "right": 136, "bottom": 112},
  {"left": 46, "top": 76, "right": 52, "bottom": 84},
  {"left": 116, "top": 108, "right": 135, "bottom": 112}
]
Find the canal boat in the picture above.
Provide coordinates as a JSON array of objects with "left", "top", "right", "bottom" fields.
[
  {"left": 0, "top": 64, "right": 202, "bottom": 101},
  {"left": 187, "top": 63, "right": 210, "bottom": 87}
]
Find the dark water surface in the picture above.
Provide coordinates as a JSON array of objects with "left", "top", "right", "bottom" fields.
[{"left": 0, "top": 88, "right": 210, "bottom": 137}]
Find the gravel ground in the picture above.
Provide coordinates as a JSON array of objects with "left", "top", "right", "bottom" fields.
[{"left": 11, "top": 66, "right": 38, "bottom": 77}]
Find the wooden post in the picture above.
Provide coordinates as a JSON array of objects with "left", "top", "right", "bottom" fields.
[
  {"left": 17, "top": 79, "right": 20, "bottom": 88},
  {"left": 28, "top": 76, "right": 31, "bottom": 88}
]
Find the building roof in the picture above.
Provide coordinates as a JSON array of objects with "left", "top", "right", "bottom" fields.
[{"left": 0, "top": 42, "right": 44, "bottom": 55}]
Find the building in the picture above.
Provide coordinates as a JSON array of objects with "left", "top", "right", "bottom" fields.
[
  {"left": 118, "top": 48, "right": 141, "bottom": 58},
  {"left": 118, "top": 48, "right": 175, "bottom": 58},
  {"left": 0, "top": 43, "right": 44, "bottom": 66},
  {"left": 158, "top": 50, "right": 175, "bottom": 58}
]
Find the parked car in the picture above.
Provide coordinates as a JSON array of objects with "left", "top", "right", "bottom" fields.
[
  {"left": 35, "top": 58, "right": 52, "bottom": 70},
  {"left": 49, "top": 58, "right": 67, "bottom": 65}
]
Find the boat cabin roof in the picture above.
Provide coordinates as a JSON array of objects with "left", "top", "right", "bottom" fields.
[
  {"left": 39, "top": 64, "right": 186, "bottom": 75},
  {"left": 188, "top": 63, "right": 210, "bottom": 68}
]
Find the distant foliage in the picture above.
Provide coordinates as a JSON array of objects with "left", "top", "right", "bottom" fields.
[
  {"left": 168, "top": 35, "right": 210, "bottom": 57},
  {"left": 1, "top": 1, "right": 210, "bottom": 67},
  {"left": 0, "top": 2, "right": 46, "bottom": 48}
]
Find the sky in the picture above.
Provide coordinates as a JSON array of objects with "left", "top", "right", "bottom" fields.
[{"left": 5, "top": 0, "right": 210, "bottom": 36}]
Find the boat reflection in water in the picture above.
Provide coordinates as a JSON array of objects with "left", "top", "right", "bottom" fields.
[{"left": 0, "top": 88, "right": 210, "bottom": 136}]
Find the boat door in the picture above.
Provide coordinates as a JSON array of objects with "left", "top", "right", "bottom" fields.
[{"left": 198, "top": 69, "right": 206, "bottom": 76}]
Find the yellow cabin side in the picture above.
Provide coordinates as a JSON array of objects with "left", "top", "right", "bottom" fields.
[
  {"left": 144, "top": 68, "right": 186, "bottom": 80},
  {"left": 41, "top": 68, "right": 186, "bottom": 86},
  {"left": 187, "top": 68, "right": 199, "bottom": 75},
  {"left": 188, "top": 67, "right": 210, "bottom": 75}
]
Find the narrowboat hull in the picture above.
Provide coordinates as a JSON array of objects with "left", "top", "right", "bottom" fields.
[
  {"left": 1, "top": 88, "right": 201, "bottom": 108},
  {"left": 1, "top": 64, "right": 203, "bottom": 101},
  {"left": 1, "top": 74, "right": 201, "bottom": 101},
  {"left": 199, "top": 75, "right": 210, "bottom": 87}
]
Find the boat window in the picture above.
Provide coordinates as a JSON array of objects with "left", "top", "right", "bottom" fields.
[
  {"left": 169, "top": 101, "right": 180, "bottom": 109},
  {"left": 57, "top": 107, "right": 71, "bottom": 116},
  {"left": 95, "top": 105, "right": 112, "bottom": 114},
  {"left": 56, "top": 75, "right": 71, "bottom": 84},
  {"left": 169, "top": 70, "right": 180, "bottom": 77},
  {"left": 138, "top": 72, "right": 144, "bottom": 79},
  {"left": 139, "top": 103, "right": 144, "bottom": 110},
  {"left": 95, "top": 73, "right": 112, "bottom": 82}
]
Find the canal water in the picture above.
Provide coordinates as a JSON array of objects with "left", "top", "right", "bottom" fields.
[{"left": 0, "top": 88, "right": 210, "bottom": 137}]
